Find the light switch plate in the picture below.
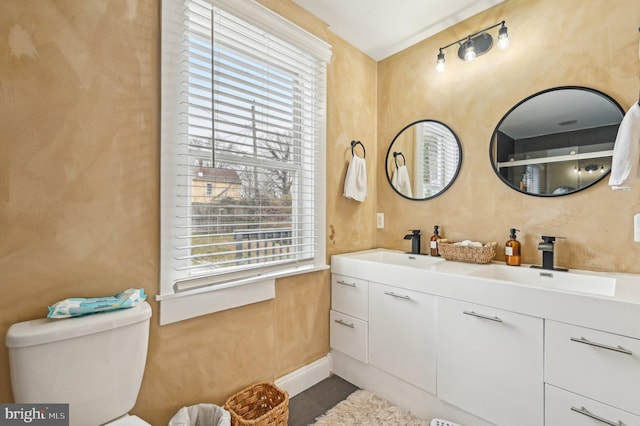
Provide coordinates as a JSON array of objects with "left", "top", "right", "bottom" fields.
[
  {"left": 635, "top": 214, "right": 640, "bottom": 242},
  {"left": 376, "top": 213, "right": 384, "bottom": 229}
]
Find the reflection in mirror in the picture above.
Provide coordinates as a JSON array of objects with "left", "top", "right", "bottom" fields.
[
  {"left": 490, "top": 86, "right": 624, "bottom": 196},
  {"left": 386, "top": 120, "right": 462, "bottom": 200}
]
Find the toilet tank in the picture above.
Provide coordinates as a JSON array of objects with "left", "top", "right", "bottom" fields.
[{"left": 5, "top": 301, "right": 152, "bottom": 426}]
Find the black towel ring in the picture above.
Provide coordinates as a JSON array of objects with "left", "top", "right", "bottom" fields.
[
  {"left": 351, "top": 140, "right": 366, "bottom": 158},
  {"left": 393, "top": 151, "right": 406, "bottom": 168}
]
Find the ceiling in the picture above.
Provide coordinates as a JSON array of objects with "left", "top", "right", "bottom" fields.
[
  {"left": 292, "top": 0, "right": 507, "bottom": 61},
  {"left": 498, "top": 89, "right": 624, "bottom": 140}
]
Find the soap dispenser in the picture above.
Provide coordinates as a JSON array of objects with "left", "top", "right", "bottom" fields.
[
  {"left": 505, "top": 228, "right": 521, "bottom": 266},
  {"left": 430, "top": 225, "right": 442, "bottom": 257}
]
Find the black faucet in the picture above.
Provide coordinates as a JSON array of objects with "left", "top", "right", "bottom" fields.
[
  {"left": 531, "top": 236, "right": 568, "bottom": 271},
  {"left": 404, "top": 230, "right": 421, "bottom": 255}
]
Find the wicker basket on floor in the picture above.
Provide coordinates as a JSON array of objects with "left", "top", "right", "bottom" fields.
[
  {"left": 224, "top": 382, "right": 289, "bottom": 426},
  {"left": 438, "top": 241, "right": 497, "bottom": 264}
]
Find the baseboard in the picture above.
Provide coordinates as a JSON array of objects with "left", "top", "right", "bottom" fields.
[{"left": 275, "top": 354, "right": 333, "bottom": 398}]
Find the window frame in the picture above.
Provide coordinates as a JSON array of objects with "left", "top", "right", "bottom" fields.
[{"left": 158, "top": 0, "right": 330, "bottom": 325}]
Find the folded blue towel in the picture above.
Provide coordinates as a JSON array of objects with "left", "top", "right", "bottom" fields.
[{"left": 47, "top": 288, "right": 146, "bottom": 318}]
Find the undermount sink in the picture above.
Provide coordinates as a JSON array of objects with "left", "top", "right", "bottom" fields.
[
  {"left": 344, "top": 249, "right": 445, "bottom": 268},
  {"left": 468, "top": 264, "right": 617, "bottom": 296}
]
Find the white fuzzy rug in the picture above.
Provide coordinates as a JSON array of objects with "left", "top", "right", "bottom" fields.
[{"left": 311, "top": 390, "right": 430, "bottom": 425}]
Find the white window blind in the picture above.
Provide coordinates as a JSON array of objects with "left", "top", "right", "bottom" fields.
[
  {"left": 415, "top": 121, "right": 461, "bottom": 198},
  {"left": 161, "top": 0, "right": 330, "bottom": 295}
]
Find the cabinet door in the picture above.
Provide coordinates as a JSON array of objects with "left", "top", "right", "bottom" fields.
[
  {"left": 437, "top": 297, "right": 543, "bottom": 426},
  {"left": 545, "top": 320, "right": 640, "bottom": 416},
  {"left": 545, "top": 384, "right": 640, "bottom": 426},
  {"left": 368, "top": 282, "right": 437, "bottom": 394}
]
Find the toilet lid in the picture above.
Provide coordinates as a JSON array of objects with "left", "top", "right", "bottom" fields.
[{"left": 105, "top": 415, "right": 151, "bottom": 426}]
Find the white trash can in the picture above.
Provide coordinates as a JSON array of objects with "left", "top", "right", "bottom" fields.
[{"left": 169, "top": 403, "right": 231, "bottom": 426}]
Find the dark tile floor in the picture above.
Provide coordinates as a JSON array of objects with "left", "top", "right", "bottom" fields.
[{"left": 288, "top": 375, "right": 358, "bottom": 426}]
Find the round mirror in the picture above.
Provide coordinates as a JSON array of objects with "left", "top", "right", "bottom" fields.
[
  {"left": 490, "top": 86, "right": 624, "bottom": 196},
  {"left": 386, "top": 120, "right": 462, "bottom": 200}
]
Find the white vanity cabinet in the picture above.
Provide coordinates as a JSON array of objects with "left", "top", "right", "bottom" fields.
[
  {"left": 330, "top": 249, "right": 640, "bottom": 426},
  {"left": 545, "top": 320, "right": 640, "bottom": 422},
  {"left": 368, "top": 282, "right": 437, "bottom": 394},
  {"left": 329, "top": 274, "right": 369, "bottom": 363},
  {"left": 437, "top": 297, "right": 544, "bottom": 426}
]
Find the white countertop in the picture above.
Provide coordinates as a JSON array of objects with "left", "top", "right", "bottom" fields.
[{"left": 331, "top": 249, "right": 640, "bottom": 338}]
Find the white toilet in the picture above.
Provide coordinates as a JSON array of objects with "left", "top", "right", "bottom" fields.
[{"left": 5, "top": 301, "right": 152, "bottom": 426}]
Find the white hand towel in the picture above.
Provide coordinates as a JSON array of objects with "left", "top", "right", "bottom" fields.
[
  {"left": 391, "top": 165, "right": 413, "bottom": 197},
  {"left": 609, "top": 103, "right": 640, "bottom": 191},
  {"left": 454, "top": 240, "right": 483, "bottom": 247},
  {"left": 343, "top": 155, "right": 367, "bottom": 202}
]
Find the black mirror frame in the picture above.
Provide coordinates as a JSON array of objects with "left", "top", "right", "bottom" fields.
[
  {"left": 385, "top": 119, "right": 463, "bottom": 201},
  {"left": 489, "top": 86, "right": 624, "bottom": 197}
]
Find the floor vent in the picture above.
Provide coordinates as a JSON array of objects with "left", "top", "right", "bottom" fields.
[{"left": 431, "top": 419, "right": 463, "bottom": 426}]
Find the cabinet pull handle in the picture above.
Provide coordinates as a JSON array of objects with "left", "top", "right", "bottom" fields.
[
  {"left": 336, "top": 280, "right": 357, "bottom": 287},
  {"left": 384, "top": 291, "right": 411, "bottom": 300},
  {"left": 570, "top": 406, "right": 623, "bottom": 426},
  {"left": 334, "top": 319, "right": 355, "bottom": 328},
  {"left": 463, "top": 310, "right": 503, "bottom": 322},
  {"left": 570, "top": 336, "right": 633, "bottom": 356}
]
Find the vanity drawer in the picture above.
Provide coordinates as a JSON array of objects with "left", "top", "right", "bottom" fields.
[
  {"left": 331, "top": 274, "right": 368, "bottom": 320},
  {"left": 545, "top": 320, "right": 640, "bottom": 415},
  {"left": 545, "top": 384, "right": 640, "bottom": 426},
  {"left": 330, "top": 310, "right": 368, "bottom": 363}
]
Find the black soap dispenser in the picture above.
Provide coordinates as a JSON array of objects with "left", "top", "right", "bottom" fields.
[{"left": 505, "top": 228, "right": 521, "bottom": 266}]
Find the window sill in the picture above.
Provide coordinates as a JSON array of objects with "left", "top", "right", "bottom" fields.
[{"left": 156, "top": 264, "right": 329, "bottom": 325}]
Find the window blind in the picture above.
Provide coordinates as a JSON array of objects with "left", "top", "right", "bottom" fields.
[
  {"left": 161, "top": 0, "right": 330, "bottom": 294},
  {"left": 416, "top": 121, "right": 460, "bottom": 198}
]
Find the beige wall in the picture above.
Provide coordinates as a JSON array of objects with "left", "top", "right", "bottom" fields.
[
  {"left": 2, "top": 0, "right": 637, "bottom": 423},
  {"left": 0, "top": 0, "right": 376, "bottom": 424},
  {"left": 377, "top": 0, "right": 640, "bottom": 273}
]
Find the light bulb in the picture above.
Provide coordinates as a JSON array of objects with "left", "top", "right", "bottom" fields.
[
  {"left": 464, "top": 49, "right": 476, "bottom": 61},
  {"left": 436, "top": 51, "right": 446, "bottom": 72},
  {"left": 463, "top": 39, "right": 476, "bottom": 62},
  {"left": 497, "top": 24, "right": 510, "bottom": 50}
]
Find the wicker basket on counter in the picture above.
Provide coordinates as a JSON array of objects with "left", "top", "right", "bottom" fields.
[
  {"left": 224, "top": 382, "right": 289, "bottom": 426},
  {"left": 437, "top": 241, "right": 497, "bottom": 264}
]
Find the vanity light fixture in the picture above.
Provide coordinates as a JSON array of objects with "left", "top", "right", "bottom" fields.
[
  {"left": 436, "top": 20, "right": 509, "bottom": 72},
  {"left": 584, "top": 164, "right": 605, "bottom": 174}
]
